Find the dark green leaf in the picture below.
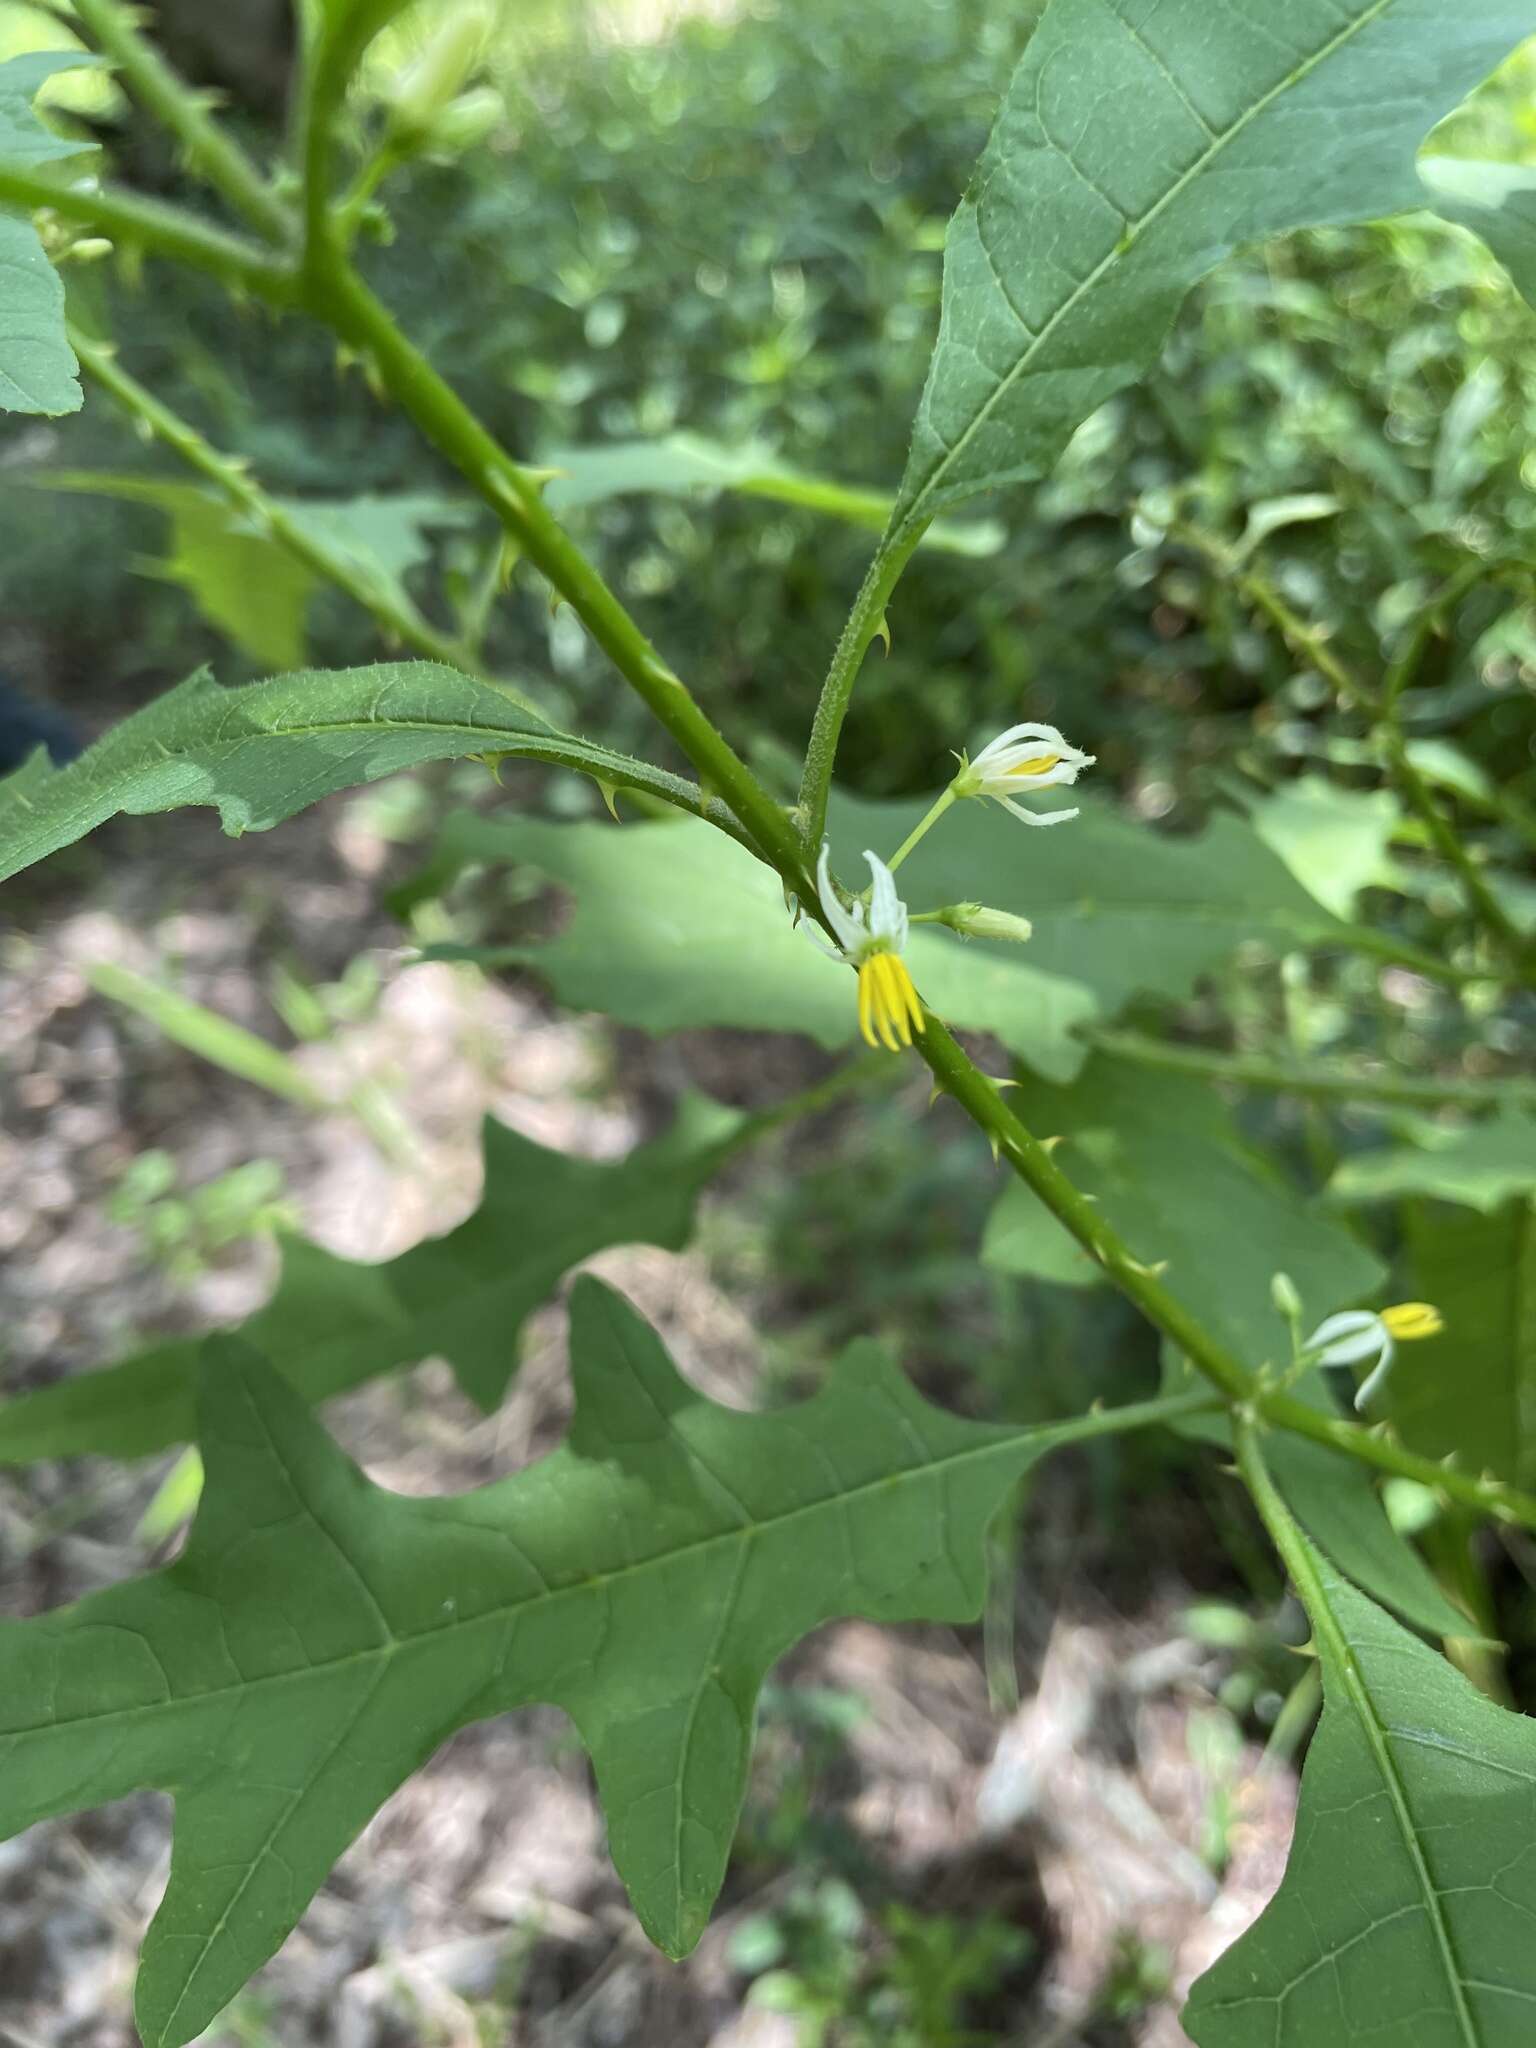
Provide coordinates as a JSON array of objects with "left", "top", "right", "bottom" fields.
[
  {"left": 1186, "top": 1532, "right": 1536, "bottom": 2045},
  {"left": 1388, "top": 1198, "right": 1536, "bottom": 1490},
  {"left": 0, "top": 661, "right": 725, "bottom": 885},
  {"left": 1267, "top": 1436, "right": 1472, "bottom": 1643},
  {"left": 894, "top": 0, "right": 1530, "bottom": 531},
  {"left": 0, "top": 1281, "right": 1181, "bottom": 2046},
  {"left": 0, "top": 1095, "right": 742, "bottom": 1457}
]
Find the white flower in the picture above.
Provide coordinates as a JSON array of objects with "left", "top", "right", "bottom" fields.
[
  {"left": 951, "top": 721, "right": 1095, "bottom": 828},
  {"left": 814, "top": 845, "right": 923, "bottom": 1052},
  {"left": 1304, "top": 1302, "right": 1444, "bottom": 1412}
]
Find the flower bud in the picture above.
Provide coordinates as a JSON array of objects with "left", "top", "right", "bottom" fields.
[
  {"left": 947, "top": 903, "right": 1033, "bottom": 944},
  {"left": 385, "top": 4, "right": 495, "bottom": 145},
  {"left": 1270, "top": 1271, "right": 1302, "bottom": 1320},
  {"left": 423, "top": 85, "right": 505, "bottom": 157}
]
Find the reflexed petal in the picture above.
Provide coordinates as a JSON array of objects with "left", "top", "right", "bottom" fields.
[
  {"left": 1306, "top": 1309, "right": 1385, "bottom": 1367},
  {"left": 1354, "top": 1336, "right": 1398, "bottom": 1412},
  {"left": 816, "top": 842, "right": 866, "bottom": 957},
  {"left": 999, "top": 796, "right": 1080, "bottom": 828}
]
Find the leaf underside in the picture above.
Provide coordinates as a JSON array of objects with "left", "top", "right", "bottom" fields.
[{"left": 894, "top": 0, "right": 1536, "bottom": 533}]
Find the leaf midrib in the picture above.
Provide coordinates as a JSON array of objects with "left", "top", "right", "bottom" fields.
[
  {"left": 1317, "top": 1574, "right": 1482, "bottom": 2045},
  {"left": 3, "top": 1395, "right": 1193, "bottom": 1746},
  {"left": 903, "top": 0, "right": 1396, "bottom": 522}
]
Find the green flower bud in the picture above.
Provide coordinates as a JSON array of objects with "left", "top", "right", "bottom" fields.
[
  {"left": 385, "top": 4, "right": 494, "bottom": 145},
  {"left": 947, "top": 903, "right": 1033, "bottom": 944},
  {"left": 423, "top": 84, "right": 505, "bottom": 157}
]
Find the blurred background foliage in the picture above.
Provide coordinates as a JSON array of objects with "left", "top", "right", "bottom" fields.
[
  {"left": 4, "top": 0, "right": 1535, "bottom": 831},
  {"left": 5, "top": 4, "right": 1536, "bottom": 2036}
]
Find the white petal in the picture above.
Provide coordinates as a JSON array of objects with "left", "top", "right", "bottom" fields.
[
  {"left": 815, "top": 843, "right": 865, "bottom": 957},
  {"left": 862, "top": 849, "right": 908, "bottom": 950},
  {"left": 1307, "top": 1310, "right": 1385, "bottom": 1367},
  {"left": 998, "top": 797, "right": 1080, "bottom": 828},
  {"left": 972, "top": 721, "right": 1067, "bottom": 771},
  {"left": 1354, "top": 1337, "right": 1397, "bottom": 1411}
]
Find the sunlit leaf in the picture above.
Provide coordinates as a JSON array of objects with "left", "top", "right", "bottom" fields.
[
  {"left": 1249, "top": 774, "right": 1402, "bottom": 920},
  {"left": 0, "top": 1280, "right": 1185, "bottom": 2046},
  {"left": 541, "top": 432, "right": 1004, "bottom": 556},
  {"left": 1331, "top": 1115, "right": 1536, "bottom": 1213},
  {"left": 0, "top": 52, "right": 102, "bottom": 414},
  {"left": 1421, "top": 154, "right": 1536, "bottom": 310}
]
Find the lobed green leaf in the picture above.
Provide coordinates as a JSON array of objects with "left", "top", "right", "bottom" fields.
[
  {"left": 0, "top": 1095, "right": 742, "bottom": 1460},
  {"left": 0, "top": 1280, "right": 1179, "bottom": 2046}
]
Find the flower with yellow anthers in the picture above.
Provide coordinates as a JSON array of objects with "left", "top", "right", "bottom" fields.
[
  {"left": 951, "top": 721, "right": 1096, "bottom": 827},
  {"left": 814, "top": 845, "right": 924, "bottom": 1052},
  {"left": 1304, "top": 1301, "right": 1444, "bottom": 1412}
]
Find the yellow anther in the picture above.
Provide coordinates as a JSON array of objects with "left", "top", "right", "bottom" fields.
[
  {"left": 857, "top": 950, "right": 923, "bottom": 1052},
  {"left": 1006, "top": 752, "right": 1063, "bottom": 777},
  {"left": 1380, "top": 1302, "right": 1443, "bottom": 1342}
]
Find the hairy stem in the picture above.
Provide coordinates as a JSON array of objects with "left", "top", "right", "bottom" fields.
[
  {"left": 0, "top": 165, "right": 294, "bottom": 301},
  {"left": 798, "top": 523, "right": 927, "bottom": 852},
  {"left": 70, "top": 326, "right": 540, "bottom": 710},
  {"left": 1083, "top": 1026, "right": 1536, "bottom": 1114},
  {"left": 71, "top": 0, "right": 295, "bottom": 244},
  {"left": 302, "top": 259, "right": 816, "bottom": 890},
  {"left": 917, "top": 1013, "right": 1536, "bottom": 1532},
  {"left": 1232, "top": 559, "right": 1533, "bottom": 979}
]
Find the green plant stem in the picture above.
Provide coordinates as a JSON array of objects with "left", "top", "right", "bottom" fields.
[
  {"left": 0, "top": 165, "right": 294, "bottom": 302},
  {"left": 290, "top": 271, "right": 1536, "bottom": 1529},
  {"left": 1376, "top": 728, "right": 1534, "bottom": 972},
  {"left": 885, "top": 785, "right": 957, "bottom": 871},
  {"left": 916, "top": 1012, "right": 1536, "bottom": 1531},
  {"left": 69, "top": 325, "right": 539, "bottom": 710},
  {"left": 1083, "top": 1026, "right": 1536, "bottom": 1114},
  {"left": 301, "top": 258, "right": 816, "bottom": 891},
  {"left": 71, "top": 0, "right": 295, "bottom": 245},
  {"left": 797, "top": 522, "right": 928, "bottom": 853},
  {"left": 1381, "top": 553, "right": 1526, "bottom": 712}
]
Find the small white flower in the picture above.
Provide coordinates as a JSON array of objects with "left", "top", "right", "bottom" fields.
[
  {"left": 1304, "top": 1302, "right": 1444, "bottom": 1412},
  {"left": 951, "top": 721, "right": 1095, "bottom": 828},
  {"left": 814, "top": 845, "right": 923, "bottom": 1052}
]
